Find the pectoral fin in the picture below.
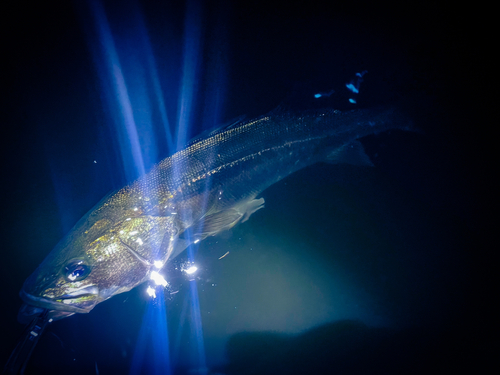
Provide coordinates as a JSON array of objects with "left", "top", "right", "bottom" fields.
[
  {"left": 202, "top": 197, "right": 265, "bottom": 233},
  {"left": 168, "top": 198, "right": 265, "bottom": 261},
  {"left": 190, "top": 197, "right": 265, "bottom": 238},
  {"left": 199, "top": 209, "right": 243, "bottom": 235}
]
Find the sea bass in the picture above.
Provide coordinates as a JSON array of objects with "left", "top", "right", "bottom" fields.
[{"left": 19, "top": 107, "right": 411, "bottom": 321}]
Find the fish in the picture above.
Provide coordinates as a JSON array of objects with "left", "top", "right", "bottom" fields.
[{"left": 18, "top": 107, "right": 412, "bottom": 322}]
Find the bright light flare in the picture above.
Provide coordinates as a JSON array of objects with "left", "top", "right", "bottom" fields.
[
  {"left": 150, "top": 271, "right": 168, "bottom": 287},
  {"left": 146, "top": 286, "right": 156, "bottom": 298},
  {"left": 153, "top": 260, "right": 164, "bottom": 269},
  {"left": 184, "top": 265, "right": 198, "bottom": 275}
]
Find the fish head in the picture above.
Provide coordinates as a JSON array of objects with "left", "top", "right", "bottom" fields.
[{"left": 19, "top": 212, "right": 179, "bottom": 321}]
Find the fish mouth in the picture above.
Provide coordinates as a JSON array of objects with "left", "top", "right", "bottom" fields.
[{"left": 19, "top": 285, "right": 100, "bottom": 314}]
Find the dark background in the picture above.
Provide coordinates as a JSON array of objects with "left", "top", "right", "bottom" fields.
[{"left": 0, "top": 0, "right": 493, "bottom": 374}]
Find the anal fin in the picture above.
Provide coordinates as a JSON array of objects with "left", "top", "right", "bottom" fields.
[{"left": 326, "top": 140, "right": 373, "bottom": 166}]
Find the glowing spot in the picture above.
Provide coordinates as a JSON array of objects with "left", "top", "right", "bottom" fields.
[
  {"left": 154, "top": 260, "right": 163, "bottom": 269},
  {"left": 130, "top": 231, "right": 138, "bottom": 235},
  {"left": 146, "top": 286, "right": 156, "bottom": 298},
  {"left": 194, "top": 239, "right": 200, "bottom": 244},
  {"left": 126, "top": 218, "right": 131, "bottom": 221},
  {"left": 136, "top": 238, "right": 143, "bottom": 245},
  {"left": 349, "top": 98, "right": 357, "bottom": 104},
  {"left": 120, "top": 231, "right": 124, "bottom": 234},
  {"left": 184, "top": 266, "right": 198, "bottom": 275},
  {"left": 346, "top": 70, "right": 368, "bottom": 96},
  {"left": 133, "top": 207, "right": 138, "bottom": 211},
  {"left": 346, "top": 83, "right": 359, "bottom": 94},
  {"left": 314, "top": 89, "right": 334, "bottom": 98},
  {"left": 150, "top": 271, "right": 168, "bottom": 287}
]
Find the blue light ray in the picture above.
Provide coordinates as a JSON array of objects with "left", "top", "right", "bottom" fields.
[
  {"left": 87, "top": 0, "right": 146, "bottom": 180},
  {"left": 130, "top": 292, "right": 172, "bottom": 375},
  {"left": 176, "top": 0, "right": 203, "bottom": 150},
  {"left": 188, "top": 279, "right": 207, "bottom": 374},
  {"left": 170, "top": 270, "right": 207, "bottom": 374},
  {"left": 171, "top": 292, "right": 190, "bottom": 368},
  {"left": 127, "top": 1, "right": 175, "bottom": 153},
  {"left": 200, "top": 1, "right": 230, "bottom": 131},
  {"left": 79, "top": 1, "right": 213, "bottom": 372},
  {"left": 175, "top": 1, "right": 208, "bottom": 372},
  {"left": 79, "top": 1, "right": 175, "bottom": 374}
]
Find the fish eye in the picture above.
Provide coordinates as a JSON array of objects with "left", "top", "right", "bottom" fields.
[{"left": 64, "top": 260, "right": 91, "bottom": 281}]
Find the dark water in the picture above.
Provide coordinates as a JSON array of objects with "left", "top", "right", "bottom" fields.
[{"left": 1, "top": 1, "right": 491, "bottom": 374}]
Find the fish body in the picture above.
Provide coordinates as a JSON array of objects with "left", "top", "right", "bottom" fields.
[{"left": 19, "top": 107, "right": 411, "bottom": 321}]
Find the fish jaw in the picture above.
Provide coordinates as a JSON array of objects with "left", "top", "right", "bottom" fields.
[
  {"left": 18, "top": 290, "right": 96, "bottom": 323},
  {"left": 19, "top": 284, "right": 100, "bottom": 315}
]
